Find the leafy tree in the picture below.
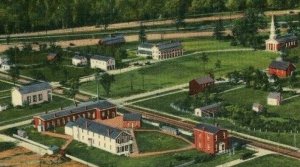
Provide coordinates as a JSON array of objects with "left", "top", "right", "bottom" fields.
[
  {"left": 200, "top": 53, "right": 209, "bottom": 72},
  {"left": 100, "top": 73, "right": 115, "bottom": 96},
  {"left": 139, "top": 23, "right": 147, "bottom": 43},
  {"left": 65, "top": 77, "right": 79, "bottom": 103},
  {"left": 289, "top": 72, "right": 298, "bottom": 88},
  {"left": 9, "top": 66, "right": 20, "bottom": 85},
  {"left": 213, "top": 19, "right": 225, "bottom": 40}
]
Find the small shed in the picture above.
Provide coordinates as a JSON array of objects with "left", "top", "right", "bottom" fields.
[
  {"left": 161, "top": 126, "right": 179, "bottom": 135},
  {"left": 252, "top": 103, "right": 264, "bottom": 112},
  {"left": 267, "top": 92, "right": 282, "bottom": 106},
  {"left": 17, "top": 129, "right": 28, "bottom": 138},
  {"left": 194, "top": 102, "right": 221, "bottom": 117}
]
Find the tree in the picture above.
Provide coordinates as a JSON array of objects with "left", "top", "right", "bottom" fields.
[
  {"left": 9, "top": 66, "right": 20, "bottom": 85},
  {"left": 289, "top": 72, "right": 298, "bottom": 88},
  {"left": 215, "top": 59, "right": 221, "bottom": 76},
  {"left": 139, "top": 23, "right": 147, "bottom": 43},
  {"left": 65, "top": 77, "right": 79, "bottom": 103},
  {"left": 200, "top": 53, "right": 209, "bottom": 72},
  {"left": 213, "top": 19, "right": 225, "bottom": 40},
  {"left": 100, "top": 73, "right": 115, "bottom": 96}
]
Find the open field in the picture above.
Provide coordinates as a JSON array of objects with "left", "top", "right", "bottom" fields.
[
  {"left": 0, "top": 96, "right": 73, "bottom": 123},
  {"left": 234, "top": 154, "right": 300, "bottom": 167},
  {"left": 66, "top": 141, "right": 253, "bottom": 167},
  {"left": 80, "top": 50, "right": 277, "bottom": 98},
  {"left": 135, "top": 131, "right": 189, "bottom": 153}
]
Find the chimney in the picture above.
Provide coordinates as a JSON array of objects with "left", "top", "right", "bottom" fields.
[
  {"left": 107, "top": 129, "right": 111, "bottom": 136},
  {"left": 85, "top": 121, "right": 88, "bottom": 129}
]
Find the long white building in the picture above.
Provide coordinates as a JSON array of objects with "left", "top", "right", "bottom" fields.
[
  {"left": 65, "top": 117, "right": 133, "bottom": 156},
  {"left": 90, "top": 55, "right": 115, "bottom": 71}
]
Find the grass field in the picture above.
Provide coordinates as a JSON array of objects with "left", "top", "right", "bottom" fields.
[
  {"left": 0, "top": 96, "right": 73, "bottom": 123},
  {"left": 80, "top": 50, "right": 277, "bottom": 98},
  {"left": 66, "top": 141, "right": 253, "bottom": 167},
  {"left": 234, "top": 154, "right": 300, "bottom": 167},
  {"left": 20, "top": 66, "right": 96, "bottom": 82},
  {"left": 135, "top": 131, "right": 189, "bottom": 153}
]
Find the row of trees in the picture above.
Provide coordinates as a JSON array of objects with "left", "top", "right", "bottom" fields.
[{"left": 0, "top": 0, "right": 299, "bottom": 34}]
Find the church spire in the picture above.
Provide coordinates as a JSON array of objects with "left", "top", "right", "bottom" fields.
[{"left": 270, "top": 15, "right": 277, "bottom": 40}]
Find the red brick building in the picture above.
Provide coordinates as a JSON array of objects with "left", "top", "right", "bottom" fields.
[
  {"left": 194, "top": 124, "right": 229, "bottom": 155},
  {"left": 33, "top": 101, "right": 116, "bottom": 131},
  {"left": 123, "top": 113, "right": 142, "bottom": 128},
  {"left": 189, "top": 76, "right": 214, "bottom": 95},
  {"left": 268, "top": 60, "right": 296, "bottom": 78}
]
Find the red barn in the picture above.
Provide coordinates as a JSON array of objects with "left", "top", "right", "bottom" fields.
[
  {"left": 33, "top": 101, "right": 116, "bottom": 131},
  {"left": 189, "top": 76, "right": 214, "bottom": 95},
  {"left": 194, "top": 124, "right": 229, "bottom": 155},
  {"left": 268, "top": 61, "right": 296, "bottom": 78},
  {"left": 123, "top": 113, "right": 142, "bottom": 129}
]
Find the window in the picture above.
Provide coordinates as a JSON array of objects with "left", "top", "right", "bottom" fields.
[
  {"left": 27, "top": 96, "right": 32, "bottom": 103},
  {"left": 38, "top": 94, "right": 43, "bottom": 101},
  {"left": 33, "top": 95, "right": 37, "bottom": 102}
]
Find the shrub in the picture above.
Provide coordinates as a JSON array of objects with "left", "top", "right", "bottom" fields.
[{"left": 240, "top": 152, "right": 254, "bottom": 160}]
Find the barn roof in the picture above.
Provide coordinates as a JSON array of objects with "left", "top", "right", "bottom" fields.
[
  {"left": 195, "top": 124, "right": 222, "bottom": 134},
  {"left": 269, "top": 61, "right": 295, "bottom": 70},
  {"left": 123, "top": 113, "right": 142, "bottom": 121},
  {"left": 193, "top": 76, "right": 214, "bottom": 85},
  {"left": 18, "top": 82, "right": 51, "bottom": 94},
  {"left": 70, "top": 117, "right": 126, "bottom": 139},
  {"left": 38, "top": 100, "right": 115, "bottom": 121}
]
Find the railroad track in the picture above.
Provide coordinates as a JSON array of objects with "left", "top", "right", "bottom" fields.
[{"left": 123, "top": 105, "right": 300, "bottom": 159}]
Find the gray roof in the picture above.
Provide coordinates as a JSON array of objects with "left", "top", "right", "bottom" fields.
[
  {"left": 123, "top": 113, "right": 142, "bottom": 121},
  {"left": 268, "top": 92, "right": 281, "bottom": 99},
  {"left": 91, "top": 55, "right": 114, "bottom": 62},
  {"left": 138, "top": 43, "right": 154, "bottom": 49},
  {"left": 195, "top": 124, "right": 223, "bottom": 134},
  {"left": 38, "top": 101, "right": 115, "bottom": 121},
  {"left": 18, "top": 82, "right": 51, "bottom": 94},
  {"left": 193, "top": 76, "right": 214, "bottom": 85},
  {"left": 156, "top": 41, "right": 182, "bottom": 51},
  {"left": 269, "top": 61, "right": 295, "bottom": 70},
  {"left": 70, "top": 117, "right": 126, "bottom": 139},
  {"left": 101, "top": 35, "right": 125, "bottom": 45},
  {"left": 275, "top": 34, "right": 298, "bottom": 43},
  {"left": 200, "top": 102, "right": 221, "bottom": 111},
  {"left": 73, "top": 55, "right": 86, "bottom": 60}
]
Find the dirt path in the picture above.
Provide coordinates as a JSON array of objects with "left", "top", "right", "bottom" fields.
[{"left": 0, "top": 146, "right": 84, "bottom": 167}]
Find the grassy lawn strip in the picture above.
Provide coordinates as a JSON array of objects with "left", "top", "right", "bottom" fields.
[
  {"left": 135, "top": 131, "right": 189, "bottom": 153},
  {"left": 0, "top": 81, "right": 13, "bottom": 91},
  {"left": 66, "top": 141, "right": 253, "bottom": 167},
  {"left": 0, "top": 96, "right": 73, "bottom": 123},
  {"left": 80, "top": 50, "right": 277, "bottom": 98},
  {"left": 234, "top": 154, "right": 300, "bottom": 167}
]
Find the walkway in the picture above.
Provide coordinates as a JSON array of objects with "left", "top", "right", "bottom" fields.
[
  {"left": 216, "top": 146, "right": 275, "bottom": 167},
  {"left": 41, "top": 131, "right": 73, "bottom": 150}
]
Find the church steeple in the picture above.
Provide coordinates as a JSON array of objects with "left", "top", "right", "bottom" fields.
[{"left": 269, "top": 15, "right": 277, "bottom": 40}]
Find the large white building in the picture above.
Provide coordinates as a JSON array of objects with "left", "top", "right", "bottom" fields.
[
  {"left": 265, "top": 15, "right": 298, "bottom": 52},
  {"left": 11, "top": 82, "right": 52, "bottom": 107},
  {"left": 137, "top": 41, "right": 183, "bottom": 60},
  {"left": 65, "top": 118, "right": 133, "bottom": 156},
  {"left": 90, "top": 55, "right": 115, "bottom": 71},
  {"left": 72, "top": 55, "right": 88, "bottom": 66}
]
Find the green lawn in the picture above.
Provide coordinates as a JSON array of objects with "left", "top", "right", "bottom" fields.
[
  {"left": 234, "top": 154, "right": 300, "bottom": 167},
  {"left": 66, "top": 141, "right": 253, "bottom": 167},
  {"left": 80, "top": 50, "right": 277, "bottom": 98},
  {"left": 0, "top": 96, "right": 73, "bottom": 124},
  {"left": 13, "top": 52, "right": 47, "bottom": 65},
  {"left": 182, "top": 38, "right": 244, "bottom": 52},
  {"left": 135, "top": 131, "right": 189, "bottom": 153},
  {"left": 0, "top": 81, "right": 13, "bottom": 91},
  {"left": 20, "top": 66, "right": 96, "bottom": 82},
  {"left": 22, "top": 126, "right": 66, "bottom": 147}
]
